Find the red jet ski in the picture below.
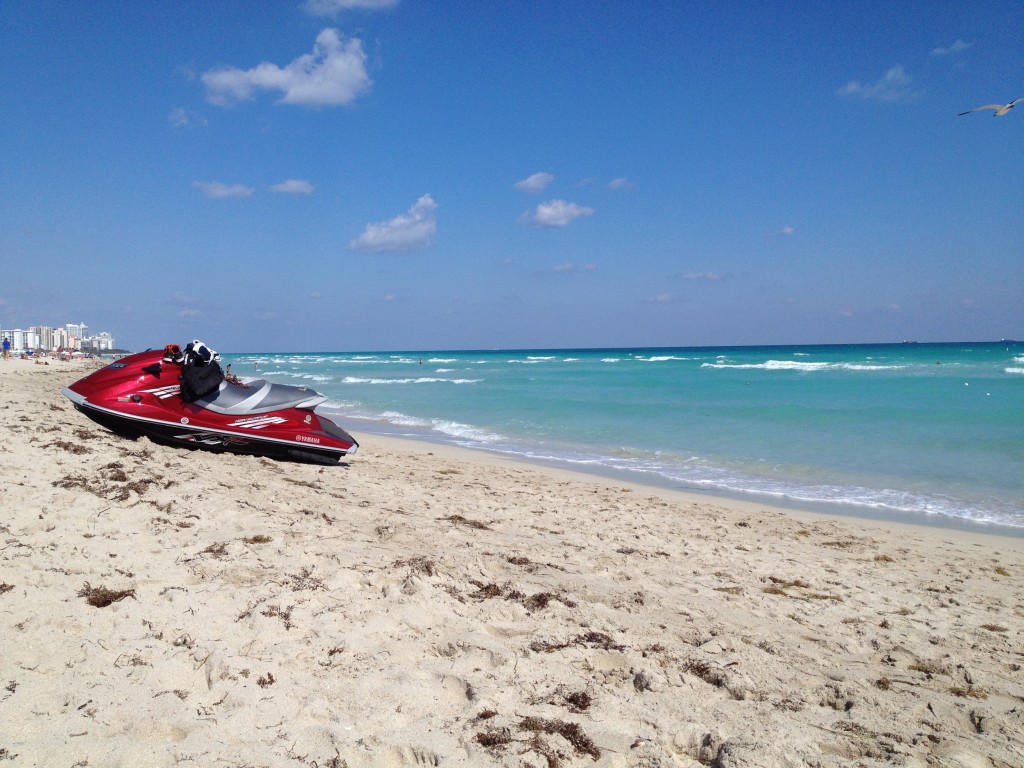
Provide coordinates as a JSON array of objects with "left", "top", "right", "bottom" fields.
[{"left": 63, "top": 346, "right": 358, "bottom": 464}]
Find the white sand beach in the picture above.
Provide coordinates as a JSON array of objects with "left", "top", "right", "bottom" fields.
[{"left": 1, "top": 358, "right": 1022, "bottom": 767}]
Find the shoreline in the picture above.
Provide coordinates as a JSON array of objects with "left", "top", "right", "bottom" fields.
[
  {"left": 339, "top": 417, "right": 1024, "bottom": 540},
  {"left": 2, "top": 358, "right": 1023, "bottom": 766},
  {"left": 358, "top": 430, "right": 1024, "bottom": 544}
]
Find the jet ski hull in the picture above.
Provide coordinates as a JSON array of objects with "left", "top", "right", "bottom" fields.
[{"left": 63, "top": 350, "right": 358, "bottom": 464}]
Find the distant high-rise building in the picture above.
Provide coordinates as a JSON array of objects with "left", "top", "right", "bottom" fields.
[
  {"left": 66, "top": 321, "right": 88, "bottom": 340},
  {"left": 30, "top": 326, "right": 55, "bottom": 350}
]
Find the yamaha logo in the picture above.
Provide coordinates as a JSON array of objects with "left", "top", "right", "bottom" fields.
[{"left": 180, "top": 417, "right": 189, "bottom": 424}]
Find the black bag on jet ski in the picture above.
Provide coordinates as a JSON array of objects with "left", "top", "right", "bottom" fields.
[{"left": 179, "top": 340, "right": 224, "bottom": 402}]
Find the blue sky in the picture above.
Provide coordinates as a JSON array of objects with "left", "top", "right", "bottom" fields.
[{"left": 2, "top": 1, "right": 1021, "bottom": 352}]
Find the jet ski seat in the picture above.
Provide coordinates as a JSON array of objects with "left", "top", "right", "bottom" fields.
[{"left": 195, "top": 379, "right": 327, "bottom": 415}]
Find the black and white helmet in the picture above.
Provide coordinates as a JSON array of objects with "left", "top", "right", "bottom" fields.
[{"left": 184, "top": 339, "right": 221, "bottom": 366}]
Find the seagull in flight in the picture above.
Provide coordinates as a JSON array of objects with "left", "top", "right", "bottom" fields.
[{"left": 958, "top": 98, "right": 1023, "bottom": 116}]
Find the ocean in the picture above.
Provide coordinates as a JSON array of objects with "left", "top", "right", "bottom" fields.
[{"left": 224, "top": 342, "right": 1024, "bottom": 532}]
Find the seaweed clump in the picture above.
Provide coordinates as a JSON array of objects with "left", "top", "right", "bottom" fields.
[{"left": 78, "top": 582, "right": 136, "bottom": 608}]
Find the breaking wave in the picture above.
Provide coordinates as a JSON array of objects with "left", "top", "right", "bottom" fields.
[
  {"left": 342, "top": 376, "right": 481, "bottom": 385},
  {"left": 702, "top": 360, "right": 905, "bottom": 372}
]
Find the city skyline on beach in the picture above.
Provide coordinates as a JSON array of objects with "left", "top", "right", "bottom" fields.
[
  {"left": 0, "top": 320, "right": 117, "bottom": 352},
  {"left": 1, "top": 1, "right": 1021, "bottom": 353}
]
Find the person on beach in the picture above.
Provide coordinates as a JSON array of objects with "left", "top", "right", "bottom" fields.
[
  {"left": 224, "top": 363, "right": 248, "bottom": 388},
  {"left": 2, "top": 336, "right": 10, "bottom": 359}
]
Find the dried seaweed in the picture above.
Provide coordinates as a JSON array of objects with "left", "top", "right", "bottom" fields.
[
  {"left": 393, "top": 556, "right": 436, "bottom": 577},
  {"left": 288, "top": 567, "right": 324, "bottom": 592},
  {"left": 475, "top": 714, "right": 600, "bottom": 765},
  {"left": 684, "top": 659, "right": 726, "bottom": 686},
  {"left": 52, "top": 463, "right": 154, "bottom": 501},
  {"left": 257, "top": 672, "right": 276, "bottom": 688},
  {"left": 78, "top": 582, "right": 136, "bottom": 608},
  {"left": 540, "top": 689, "right": 593, "bottom": 713},
  {"left": 202, "top": 542, "right": 229, "bottom": 559},
  {"left": 45, "top": 440, "right": 90, "bottom": 454},
  {"left": 261, "top": 605, "right": 295, "bottom": 630},
  {"left": 476, "top": 729, "right": 512, "bottom": 749},
  {"left": 443, "top": 514, "right": 491, "bottom": 530},
  {"left": 519, "top": 717, "right": 600, "bottom": 761},
  {"left": 561, "top": 691, "right": 592, "bottom": 712},
  {"left": 950, "top": 685, "right": 988, "bottom": 699},
  {"left": 467, "top": 580, "right": 576, "bottom": 611},
  {"left": 530, "top": 631, "right": 624, "bottom": 654}
]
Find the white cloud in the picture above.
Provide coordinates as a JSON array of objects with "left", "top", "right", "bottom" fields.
[
  {"left": 778, "top": 225, "right": 795, "bottom": 235},
  {"left": 169, "top": 107, "right": 207, "bottom": 129},
  {"left": 836, "top": 64, "right": 915, "bottom": 103},
  {"left": 514, "top": 172, "right": 555, "bottom": 193},
  {"left": 192, "top": 180, "right": 255, "bottom": 199},
  {"left": 305, "top": 0, "right": 398, "bottom": 15},
  {"left": 609, "top": 177, "right": 632, "bottom": 190},
  {"left": 202, "top": 28, "right": 371, "bottom": 108},
  {"left": 678, "top": 272, "right": 723, "bottom": 281},
  {"left": 932, "top": 39, "right": 972, "bottom": 56},
  {"left": 349, "top": 194, "right": 437, "bottom": 252},
  {"left": 169, "top": 107, "right": 189, "bottom": 128},
  {"left": 270, "top": 179, "right": 315, "bottom": 195},
  {"left": 171, "top": 292, "right": 199, "bottom": 305},
  {"left": 522, "top": 199, "right": 595, "bottom": 228},
  {"left": 647, "top": 293, "right": 673, "bottom": 303},
  {"left": 539, "top": 262, "right": 595, "bottom": 275}
]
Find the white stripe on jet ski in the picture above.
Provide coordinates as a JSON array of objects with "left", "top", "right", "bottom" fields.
[
  {"left": 142, "top": 385, "right": 182, "bottom": 399},
  {"left": 228, "top": 416, "right": 288, "bottom": 429}
]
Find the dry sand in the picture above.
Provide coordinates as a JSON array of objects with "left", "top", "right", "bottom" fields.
[{"left": 1, "top": 357, "right": 1023, "bottom": 767}]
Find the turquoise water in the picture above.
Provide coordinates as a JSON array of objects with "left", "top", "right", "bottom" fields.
[{"left": 225, "top": 342, "right": 1024, "bottom": 530}]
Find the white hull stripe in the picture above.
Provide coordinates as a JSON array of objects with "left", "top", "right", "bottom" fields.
[
  {"left": 228, "top": 416, "right": 288, "bottom": 430},
  {"left": 142, "top": 385, "right": 182, "bottom": 399}
]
